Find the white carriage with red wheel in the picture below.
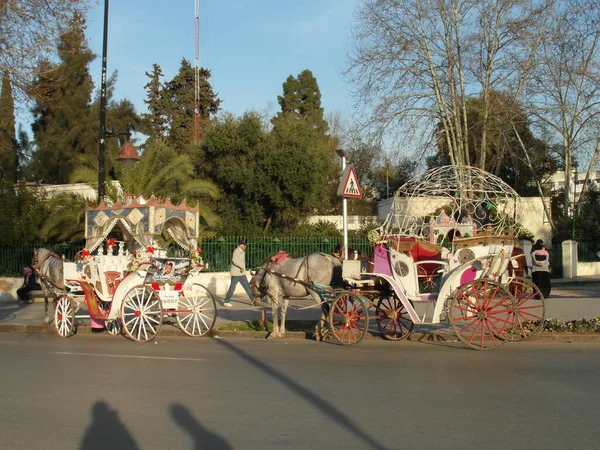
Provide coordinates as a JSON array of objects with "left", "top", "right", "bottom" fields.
[
  {"left": 330, "top": 166, "right": 546, "bottom": 350},
  {"left": 52, "top": 195, "right": 217, "bottom": 342}
]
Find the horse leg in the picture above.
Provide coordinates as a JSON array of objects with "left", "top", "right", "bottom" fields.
[
  {"left": 43, "top": 297, "right": 50, "bottom": 325},
  {"left": 268, "top": 297, "right": 280, "bottom": 339},
  {"left": 314, "top": 309, "right": 330, "bottom": 342},
  {"left": 279, "top": 299, "right": 289, "bottom": 337},
  {"left": 310, "top": 292, "right": 329, "bottom": 341},
  {"left": 260, "top": 308, "right": 268, "bottom": 331}
]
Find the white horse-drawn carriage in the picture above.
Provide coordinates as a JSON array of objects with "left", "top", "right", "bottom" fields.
[
  {"left": 253, "top": 166, "right": 545, "bottom": 350},
  {"left": 36, "top": 196, "right": 217, "bottom": 342},
  {"left": 332, "top": 165, "right": 546, "bottom": 349}
]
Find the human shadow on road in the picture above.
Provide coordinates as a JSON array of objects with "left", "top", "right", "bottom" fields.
[
  {"left": 80, "top": 400, "right": 140, "bottom": 450},
  {"left": 216, "top": 340, "right": 389, "bottom": 450},
  {"left": 170, "top": 403, "right": 233, "bottom": 450}
]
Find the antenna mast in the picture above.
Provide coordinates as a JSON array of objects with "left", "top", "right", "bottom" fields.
[{"left": 194, "top": 0, "right": 200, "bottom": 143}]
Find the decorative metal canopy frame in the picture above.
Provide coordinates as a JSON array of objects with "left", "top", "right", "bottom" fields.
[
  {"left": 84, "top": 195, "right": 200, "bottom": 253},
  {"left": 374, "top": 166, "right": 523, "bottom": 244}
]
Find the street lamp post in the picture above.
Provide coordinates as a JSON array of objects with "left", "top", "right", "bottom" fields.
[
  {"left": 98, "top": 0, "right": 110, "bottom": 203},
  {"left": 98, "top": 0, "right": 140, "bottom": 203}
]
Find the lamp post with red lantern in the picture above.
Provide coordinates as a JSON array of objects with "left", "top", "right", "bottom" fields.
[{"left": 97, "top": 0, "right": 140, "bottom": 203}]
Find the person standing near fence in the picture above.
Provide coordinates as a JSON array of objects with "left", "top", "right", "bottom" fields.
[
  {"left": 530, "top": 239, "right": 551, "bottom": 298},
  {"left": 222, "top": 239, "right": 253, "bottom": 307}
]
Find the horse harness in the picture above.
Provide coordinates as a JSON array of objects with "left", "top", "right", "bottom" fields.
[{"left": 256, "top": 252, "right": 319, "bottom": 298}]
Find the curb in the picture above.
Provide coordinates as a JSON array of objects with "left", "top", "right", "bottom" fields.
[{"left": 2, "top": 322, "right": 600, "bottom": 344}]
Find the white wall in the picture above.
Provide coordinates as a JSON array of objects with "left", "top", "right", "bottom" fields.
[
  {"left": 307, "top": 215, "right": 379, "bottom": 230},
  {"left": 576, "top": 263, "right": 600, "bottom": 277}
]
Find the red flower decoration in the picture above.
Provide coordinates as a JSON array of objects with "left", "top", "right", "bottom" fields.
[
  {"left": 146, "top": 246, "right": 155, "bottom": 254},
  {"left": 81, "top": 249, "right": 90, "bottom": 258},
  {"left": 195, "top": 247, "right": 201, "bottom": 255},
  {"left": 107, "top": 238, "right": 116, "bottom": 247}
]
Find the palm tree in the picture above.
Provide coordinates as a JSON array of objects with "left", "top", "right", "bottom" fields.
[
  {"left": 70, "top": 138, "right": 221, "bottom": 228},
  {"left": 40, "top": 139, "right": 221, "bottom": 246},
  {"left": 41, "top": 193, "right": 89, "bottom": 243}
]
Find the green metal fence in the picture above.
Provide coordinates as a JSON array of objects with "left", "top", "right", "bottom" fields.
[
  {"left": 577, "top": 240, "right": 600, "bottom": 263},
  {"left": 200, "top": 236, "right": 370, "bottom": 272},
  {"left": 0, "top": 237, "right": 370, "bottom": 277},
  {"left": 0, "top": 244, "right": 83, "bottom": 277}
]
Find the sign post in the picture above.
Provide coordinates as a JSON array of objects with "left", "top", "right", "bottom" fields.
[{"left": 336, "top": 149, "right": 363, "bottom": 261}]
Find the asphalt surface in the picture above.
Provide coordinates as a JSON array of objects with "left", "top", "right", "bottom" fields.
[
  {"left": 1, "top": 276, "right": 600, "bottom": 342},
  {"left": 3, "top": 334, "right": 600, "bottom": 449}
]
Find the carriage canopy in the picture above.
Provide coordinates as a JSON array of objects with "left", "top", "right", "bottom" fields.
[{"left": 84, "top": 195, "right": 201, "bottom": 253}]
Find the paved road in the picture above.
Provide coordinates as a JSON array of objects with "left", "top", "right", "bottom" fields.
[{"left": 1, "top": 333, "right": 600, "bottom": 450}]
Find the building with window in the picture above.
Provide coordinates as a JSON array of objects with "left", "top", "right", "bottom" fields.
[{"left": 546, "top": 170, "right": 600, "bottom": 203}]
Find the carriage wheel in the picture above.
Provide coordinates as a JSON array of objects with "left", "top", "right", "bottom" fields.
[
  {"left": 328, "top": 293, "right": 369, "bottom": 345},
  {"left": 176, "top": 285, "right": 217, "bottom": 337},
  {"left": 375, "top": 294, "right": 414, "bottom": 341},
  {"left": 105, "top": 319, "right": 122, "bottom": 336},
  {"left": 54, "top": 295, "right": 76, "bottom": 338},
  {"left": 449, "top": 279, "right": 516, "bottom": 350},
  {"left": 120, "top": 285, "right": 163, "bottom": 342},
  {"left": 506, "top": 277, "right": 546, "bottom": 341}
]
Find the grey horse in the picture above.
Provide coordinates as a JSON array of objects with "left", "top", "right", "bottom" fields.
[
  {"left": 32, "top": 248, "right": 65, "bottom": 324},
  {"left": 250, "top": 252, "right": 342, "bottom": 339}
]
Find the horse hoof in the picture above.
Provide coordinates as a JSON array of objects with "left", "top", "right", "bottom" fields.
[{"left": 43, "top": 316, "right": 51, "bottom": 325}]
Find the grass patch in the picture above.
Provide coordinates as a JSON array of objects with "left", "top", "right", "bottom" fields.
[{"left": 215, "top": 320, "right": 316, "bottom": 333}]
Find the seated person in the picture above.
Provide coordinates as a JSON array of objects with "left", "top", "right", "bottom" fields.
[{"left": 16, "top": 266, "right": 40, "bottom": 304}]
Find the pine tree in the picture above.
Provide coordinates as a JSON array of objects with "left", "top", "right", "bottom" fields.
[
  {"left": 29, "top": 13, "right": 95, "bottom": 184},
  {"left": 142, "top": 64, "right": 168, "bottom": 141},
  {"left": 163, "top": 59, "right": 221, "bottom": 151},
  {"left": 0, "top": 71, "right": 17, "bottom": 182},
  {"left": 275, "top": 69, "right": 328, "bottom": 133}
]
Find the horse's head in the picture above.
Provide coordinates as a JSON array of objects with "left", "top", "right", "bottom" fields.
[
  {"left": 32, "top": 248, "right": 42, "bottom": 268},
  {"left": 249, "top": 266, "right": 268, "bottom": 306}
]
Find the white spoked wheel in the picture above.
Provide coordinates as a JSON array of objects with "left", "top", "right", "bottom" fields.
[
  {"left": 120, "top": 285, "right": 163, "bottom": 342},
  {"left": 176, "top": 285, "right": 217, "bottom": 337},
  {"left": 105, "top": 319, "right": 122, "bottom": 336},
  {"left": 54, "top": 295, "right": 76, "bottom": 338}
]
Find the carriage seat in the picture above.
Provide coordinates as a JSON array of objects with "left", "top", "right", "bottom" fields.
[
  {"left": 390, "top": 238, "right": 443, "bottom": 275},
  {"left": 104, "top": 271, "right": 123, "bottom": 296}
]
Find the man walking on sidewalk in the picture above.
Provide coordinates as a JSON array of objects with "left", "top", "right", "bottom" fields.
[{"left": 222, "top": 239, "right": 253, "bottom": 307}]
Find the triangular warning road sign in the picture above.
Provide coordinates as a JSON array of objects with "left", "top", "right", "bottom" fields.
[{"left": 337, "top": 165, "right": 363, "bottom": 198}]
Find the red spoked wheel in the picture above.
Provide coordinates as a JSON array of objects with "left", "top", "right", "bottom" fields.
[
  {"left": 375, "top": 294, "right": 414, "bottom": 340},
  {"left": 449, "top": 279, "right": 516, "bottom": 350},
  {"left": 328, "top": 293, "right": 369, "bottom": 345},
  {"left": 506, "top": 277, "right": 546, "bottom": 341},
  {"left": 120, "top": 285, "right": 163, "bottom": 342}
]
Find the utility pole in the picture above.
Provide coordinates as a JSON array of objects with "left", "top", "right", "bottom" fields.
[{"left": 98, "top": 0, "right": 110, "bottom": 203}]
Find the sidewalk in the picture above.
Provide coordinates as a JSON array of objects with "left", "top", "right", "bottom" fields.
[{"left": 1, "top": 276, "right": 600, "bottom": 341}]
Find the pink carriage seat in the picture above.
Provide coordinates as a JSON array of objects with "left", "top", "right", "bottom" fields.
[
  {"left": 373, "top": 244, "right": 392, "bottom": 275},
  {"left": 104, "top": 271, "right": 122, "bottom": 296},
  {"left": 408, "top": 241, "right": 442, "bottom": 275}
]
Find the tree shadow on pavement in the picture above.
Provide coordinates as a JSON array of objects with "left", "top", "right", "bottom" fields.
[
  {"left": 216, "top": 339, "right": 389, "bottom": 450},
  {"left": 170, "top": 403, "right": 233, "bottom": 450},
  {"left": 80, "top": 400, "right": 140, "bottom": 450}
]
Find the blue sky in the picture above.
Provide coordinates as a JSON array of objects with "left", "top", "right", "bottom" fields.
[{"left": 83, "top": 0, "right": 363, "bottom": 121}]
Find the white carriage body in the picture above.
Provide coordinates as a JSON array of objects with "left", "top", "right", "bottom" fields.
[
  {"left": 352, "top": 166, "right": 524, "bottom": 327},
  {"left": 52, "top": 195, "right": 217, "bottom": 341}
]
